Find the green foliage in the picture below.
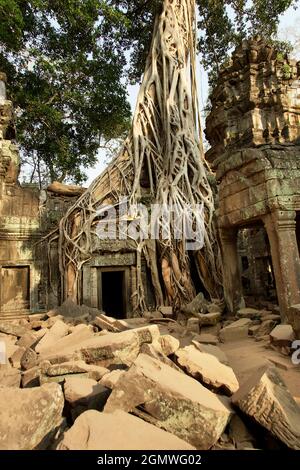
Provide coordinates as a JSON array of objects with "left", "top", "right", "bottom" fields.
[
  {"left": 105, "top": 0, "right": 298, "bottom": 86},
  {"left": 197, "top": 0, "right": 299, "bottom": 85},
  {"left": 0, "top": 0, "right": 298, "bottom": 185},
  {"left": 103, "top": 1, "right": 163, "bottom": 84},
  {"left": 282, "top": 62, "right": 292, "bottom": 78},
  {"left": 0, "top": 0, "right": 131, "bottom": 185}
]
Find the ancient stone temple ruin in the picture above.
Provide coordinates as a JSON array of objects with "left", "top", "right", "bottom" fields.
[
  {"left": 1, "top": 25, "right": 300, "bottom": 343},
  {"left": 0, "top": 73, "right": 43, "bottom": 317},
  {"left": 205, "top": 38, "right": 300, "bottom": 331},
  {"left": 2, "top": 0, "right": 219, "bottom": 321},
  {"left": 0, "top": 73, "right": 84, "bottom": 319},
  {"left": 2, "top": 1, "right": 300, "bottom": 453},
  {"left": 57, "top": 0, "right": 221, "bottom": 318}
]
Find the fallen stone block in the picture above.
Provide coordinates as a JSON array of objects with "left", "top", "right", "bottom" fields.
[
  {"left": 175, "top": 345, "right": 239, "bottom": 396},
  {"left": 10, "top": 346, "right": 26, "bottom": 368},
  {"left": 261, "top": 314, "right": 281, "bottom": 323},
  {"left": 21, "top": 347, "right": 38, "bottom": 370},
  {"left": 43, "top": 360, "right": 109, "bottom": 381},
  {"left": 0, "top": 367, "right": 21, "bottom": 387},
  {"left": 0, "top": 383, "right": 64, "bottom": 449},
  {"left": 38, "top": 324, "right": 95, "bottom": 361},
  {"left": 35, "top": 320, "right": 69, "bottom": 354},
  {"left": 237, "top": 308, "right": 261, "bottom": 319},
  {"left": 219, "top": 319, "right": 252, "bottom": 343},
  {"left": 186, "top": 317, "right": 200, "bottom": 334},
  {"left": 159, "top": 306, "right": 173, "bottom": 317},
  {"left": 114, "top": 317, "right": 149, "bottom": 331},
  {"left": 17, "top": 329, "right": 46, "bottom": 349},
  {"left": 248, "top": 325, "right": 261, "bottom": 336},
  {"left": 17, "top": 331, "right": 38, "bottom": 349},
  {"left": 21, "top": 366, "right": 40, "bottom": 388},
  {"left": 200, "top": 324, "right": 222, "bottom": 336},
  {"left": 207, "top": 303, "right": 222, "bottom": 313},
  {"left": 152, "top": 335, "right": 180, "bottom": 356},
  {"left": 104, "top": 353, "right": 232, "bottom": 449},
  {"left": 64, "top": 376, "right": 111, "bottom": 421},
  {"left": 40, "top": 371, "right": 89, "bottom": 385},
  {"left": 48, "top": 299, "right": 101, "bottom": 323},
  {"left": 140, "top": 343, "right": 184, "bottom": 373},
  {"left": 181, "top": 292, "right": 208, "bottom": 315},
  {"left": 93, "top": 315, "right": 120, "bottom": 332},
  {"left": 143, "top": 310, "right": 163, "bottom": 319},
  {"left": 193, "top": 333, "right": 219, "bottom": 345},
  {"left": 44, "top": 325, "right": 160, "bottom": 367},
  {"left": 64, "top": 376, "right": 109, "bottom": 407},
  {"left": 198, "top": 312, "right": 221, "bottom": 326},
  {"left": 130, "top": 324, "right": 160, "bottom": 344},
  {"left": 28, "top": 313, "right": 47, "bottom": 322},
  {"left": 0, "top": 321, "right": 28, "bottom": 338},
  {"left": 100, "top": 370, "right": 126, "bottom": 389},
  {"left": 255, "top": 320, "right": 277, "bottom": 337},
  {"left": 192, "top": 341, "right": 229, "bottom": 365},
  {"left": 270, "top": 324, "right": 295, "bottom": 347},
  {"left": 42, "top": 315, "right": 65, "bottom": 329},
  {"left": 58, "top": 410, "right": 195, "bottom": 450},
  {"left": 232, "top": 366, "right": 300, "bottom": 449},
  {"left": 75, "top": 329, "right": 144, "bottom": 366}
]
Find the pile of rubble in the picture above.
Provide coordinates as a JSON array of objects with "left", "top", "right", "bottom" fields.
[{"left": 0, "top": 299, "right": 299, "bottom": 450}]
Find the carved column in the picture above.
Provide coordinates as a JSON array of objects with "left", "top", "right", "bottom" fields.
[
  {"left": 264, "top": 210, "right": 300, "bottom": 321},
  {"left": 219, "top": 226, "right": 245, "bottom": 313}
]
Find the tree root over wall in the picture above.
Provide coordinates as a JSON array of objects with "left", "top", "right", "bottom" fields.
[{"left": 56, "top": 0, "right": 223, "bottom": 314}]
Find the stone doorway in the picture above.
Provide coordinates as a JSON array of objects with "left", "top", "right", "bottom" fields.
[
  {"left": 0, "top": 265, "right": 30, "bottom": 313},
  {"left": 238, "top": 226, "right": 277, "bottom": 303},
  {"left": 98, "top": 268, "right": 128, "bottom": 318}
]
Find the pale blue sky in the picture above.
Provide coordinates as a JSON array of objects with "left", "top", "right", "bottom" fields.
[{"left": 85, "top": 5, "right": 300, "bottom": 185}]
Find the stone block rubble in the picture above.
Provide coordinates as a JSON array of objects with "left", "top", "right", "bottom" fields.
[{"left": 0, "top": 302, "right": 299, "bottom": 450}]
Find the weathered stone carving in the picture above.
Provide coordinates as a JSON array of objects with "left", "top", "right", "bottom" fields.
[
  {"left": 0, "top": 75, "right": 81, "bottom": 318},
  {"left": 206, "top": 38, "right": 300, "bottom": 332},
  {"left": 206, "top": 37, "right": 300, "bottom": 162}
]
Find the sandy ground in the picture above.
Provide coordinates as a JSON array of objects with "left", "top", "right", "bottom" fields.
[{"left": 219, "top": 337, "right": 300, "bottom": 400}]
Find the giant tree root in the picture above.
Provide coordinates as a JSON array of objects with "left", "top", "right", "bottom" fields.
[{"left": 56, "top": 0, "right": 223, "bottom": 313}]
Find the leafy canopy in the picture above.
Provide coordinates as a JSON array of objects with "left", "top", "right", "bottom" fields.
[
  {"left": 0, "top": 1, "right": 298, "bottom": 185},
  {"left": 104, "top": 0, "right": 298, "bottom": 84},
  {"left": 0, "top": 0, "right": 131, "bottom": 185}
]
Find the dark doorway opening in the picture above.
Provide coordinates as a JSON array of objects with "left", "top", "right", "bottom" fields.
[
  {"left": 101, "top": 270, "right": 125, "bottom": 318},
  {"left": 238, "top": 226, "right": 277, "bottom": 304},
  {"left": 189, "top": 254, "right": 210, "bottom": 299}
]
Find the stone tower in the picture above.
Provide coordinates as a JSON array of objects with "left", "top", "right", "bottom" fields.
[{"left": 205, "top": 38, "right": 300, "bottom": 336}]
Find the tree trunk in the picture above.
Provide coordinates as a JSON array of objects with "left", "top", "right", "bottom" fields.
[{"left": 57, "top": 0, "right": 223, "bottom": 313}]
